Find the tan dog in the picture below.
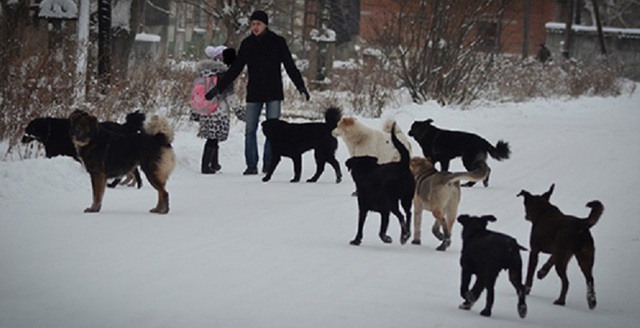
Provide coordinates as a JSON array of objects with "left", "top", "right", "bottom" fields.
[{"left": 409, "top": 156, "right": 488, "bottom": 250}]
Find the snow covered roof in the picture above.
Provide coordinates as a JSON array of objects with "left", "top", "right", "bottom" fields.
[
  {"left": 38, "top": 0, "right": 78, "bottom": 20},
  {"left": 135, "top": 33, "right": 161, "bottom": 42},
  {"left": 546, "top": 22, "right": 640, "bottom": 39}
]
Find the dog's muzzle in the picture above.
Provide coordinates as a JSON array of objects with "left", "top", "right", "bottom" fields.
[{"left": 21, "top": 134, "right": 37, "bottom": 143}]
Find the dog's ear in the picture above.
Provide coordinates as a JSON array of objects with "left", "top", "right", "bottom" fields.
[
  {"left": 481, "top": 215, "right": 497, "bottom": 223},
  {"left": 345, "top": 158, "right": 354, "bottom": 171},
  {"left": 516, "top": 190, "right": 530, "bottom": 198},
  {"left": 457, "top": 214, "right": 470, "bottom": 224},
  {"left": 426, "top": 118, "right": 434, "bottom": 125},
  {"left": 543, "top": 184, "right": 555, "bottom": 200}
]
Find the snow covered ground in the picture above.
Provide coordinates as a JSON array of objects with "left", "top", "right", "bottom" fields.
[{"left": 1, "top": 91, "right": 639, "bottom": 328}]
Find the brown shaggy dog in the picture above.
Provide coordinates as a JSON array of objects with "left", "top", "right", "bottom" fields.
[
  {"left": 409, "top": 156, "right": 488, "bottom": 250},
  {"left": 69, "top": 110, "right": 176, "bottom": 214},
  {"left": 517, "top": 184, "right": 604, "bottom": 309}
]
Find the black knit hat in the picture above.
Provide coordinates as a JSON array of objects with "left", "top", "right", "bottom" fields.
[{"left": 250, "top": 10, "right": 268, "bottom": 25}]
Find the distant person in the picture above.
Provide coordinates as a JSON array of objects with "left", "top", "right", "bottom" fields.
[
  {"left": 536, "top": 44, "right": 551, "bottom": 64},
  {"left": 205, "top": 10, "right": 310, "bottom": 176}
]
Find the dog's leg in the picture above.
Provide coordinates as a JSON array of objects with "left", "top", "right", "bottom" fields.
[
  {"left": 537, "top": 256, "right": 555, "bottom": 280},
  {"left": 401, "top": 197, "right": 412, "bottom": 245},
  {"left": 307, "top": 152, "right": 325, "bottom": 183},
  {"left": 434, "top": 210, "right": 451, "bottom": 251},
  {"left": 86, "top": 172, "right": 106, "bottom": 212},
  {"left": 509, "top": 263, "right": 528, "bottom": 319},
  {"left": 459, "top": 267, "right": 474, "bottom": 310},
  {"left": 552, "top": 254, "right": 571, "bottom": 306},
  {"left": 326, "top": 156, "right": 342, "bottom": 183},
  {"left": 350, "top": 209, "right": 367, "bottom": 246},
  {"left": 576, "top": 248, "right": 597, "bottom": 309},
  {"left": 133, "top": 168, "right": 143, "bottom": 189},
  {"left": 291, "top": 155, "right": 302, "bottom": 183},
  {"left": 480, "top": 276, "right": 498, "bottom": 317},
  {"left": 525, "top": 250, "right": 540, "bottom": 294},
  {"left": 378, "top": 212, "right": 392, "bottom": 244},
  {"left": 145, "top": 173, "right": 170, "bottom": 214},
  {"left": 482, "top": 166, "right": 491, "bottom": 188},
  {"left": 262, "top": 154, "right": 281, "bottom": 182},
  {"left": 412, "top": 201, "right": 423, "bottom": 245},
  {"left": 390, "top": 207, "right": 408, "bottom": 245},
  {"left": 107, "top": 178, "right": 121, "bottom": 189}
]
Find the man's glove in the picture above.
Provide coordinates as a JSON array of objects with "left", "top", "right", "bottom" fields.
[
  {"left": 205, "top": 88, "right": 219, "bottom": 101},
  {"left": 299, "top": 88, "right": 310, "bottom": 101}
]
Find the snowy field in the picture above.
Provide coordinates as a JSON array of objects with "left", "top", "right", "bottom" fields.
[{"left": 1, "top": 91, "right": 639, "bottom": 328}]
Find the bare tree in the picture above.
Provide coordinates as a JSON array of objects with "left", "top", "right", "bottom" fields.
[{"left": 370, "top": 0, "right": 509, "bottom": 105}]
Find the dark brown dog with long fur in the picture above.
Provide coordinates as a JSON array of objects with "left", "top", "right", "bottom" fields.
[
  {"left": 517, "top": 184, "right": 604, "bottom": 309},
  {"left": 69, "top": 110, "right": 176, "bottom": 214}
]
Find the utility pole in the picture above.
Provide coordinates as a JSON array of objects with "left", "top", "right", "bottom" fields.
[
  {"left": 591, "top": 0, "right": 607, "bottom": 56},
  {"left": 562, "top": 0, "right": 575, "bottom": 59},
  {"left": 522, "top": 0, "right": 531, "bottom": 59}
]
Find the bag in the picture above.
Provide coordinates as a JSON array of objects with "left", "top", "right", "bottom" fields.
[
  {"left": 234, "top": 106, "right": 246, "bottom": 122},
  {"left": 190, "top": 75, "right": 219, "bottom": 116}
]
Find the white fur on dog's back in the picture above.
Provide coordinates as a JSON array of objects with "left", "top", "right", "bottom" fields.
[
  {"left": 144, "top": 115, "right": 175, "bottom": 143},
  {"left": 333, "top": 116, "right": 411, "bottom": 164}
]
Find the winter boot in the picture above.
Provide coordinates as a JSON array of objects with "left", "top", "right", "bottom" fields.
[{"left": 201, "top": 139, "right": 220, "bottom": 174}]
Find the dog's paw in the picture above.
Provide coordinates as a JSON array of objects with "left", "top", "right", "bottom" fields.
[
  {"left": 379, "top": 234, "right": 392, "bottom": 244},
  {"left": 518, "top": 303, "right": 527, "bottom": 318},
  {"left": 150, "top": 206, "right": 169, "bottom": 214},
  {"left": 480, "top": 309, "right": 492, "bottom": 317},
  {"left": 553, "top": 299, "right": 566, "bottom": 306},
  {"left": 349, "top": 239, "right": 361, "bottom": 246},
  {"left": 400, "top": 232, "right": 410, "bottom": 245},
  {"left": 436, "top": 238, "right": 451, "bottom": 251},
  {"left": 411, "top": 239, "right": 421, "bottom": 245},
  {"left": 290, "top": 177, "right": 300, "bottom": 183},
  {"left": 458, "top": 301, "right": 472, "bottom": 310},
  {"left": 335, "top": 177, "right": 342, "bottom": 184},
  {"left": 262, "top": 176, "right": 271, "bottom": 182},
  {"left": 84, "top": 206, "right": 100, "bottom": 213},
  {"left": 306, "top": 177, "right": 318, "bottom": 183}
]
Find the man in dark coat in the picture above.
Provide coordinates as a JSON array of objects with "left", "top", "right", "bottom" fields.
[{"left": 206, "top": 10, "right": 310, "bottom": 175}]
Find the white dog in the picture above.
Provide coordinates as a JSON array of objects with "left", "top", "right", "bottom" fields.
[{"left": 332, "top": 117, "right": 412, "bottom": 163}]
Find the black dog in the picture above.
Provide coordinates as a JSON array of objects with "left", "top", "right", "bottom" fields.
[
  {"left": 408, "top": 119, "right": 510, "bottom": 187},
  {"left": 457, "top": 214, "right": 527, "bottom": 318},
  {"left": 22, "top": 111, "right": 146, "bottom": 188},
  {"left": 22, "top": 117, "right": 78, "bottom": 159},
  {"left": 261, "top": 107, "right": 342, "bottom": 183},
  {"left": 517, "top": 184, "right": 603, "bottom": 309},
  {"left": 345, "top": 124, "right": 414, "bottom": 246},
  {"left": 69, "top": 110, "right": 176, "bottom": 214}
]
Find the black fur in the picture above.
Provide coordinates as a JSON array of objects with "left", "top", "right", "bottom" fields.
[
  {"left": 408, "top": 119, "right": 510, "bottom": 187},
  {"left": 457, "top": 214, "right": 527, "bottom": 318},
  {"left": 22, "top": 118, "right": 78, "bottom": 160},
  {"left": 69, "top": 110, "right": 175, "bottom": 214},
  {"left": 22, "top": 112, "right": 146, "bottom": 188},
  {"left": 345, "top": 124, "right": 414, "bottom": 246},
  {"left": 261, "top": 107, "right": 343, "bottom": 183}
]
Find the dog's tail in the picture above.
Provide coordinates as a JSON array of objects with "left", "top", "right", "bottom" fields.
[
  {"left": 390, "top": 123, "right": 410, "bottom": 167},
  {"left": 124, "top": 110, "right": 146, "bottom": 132},
  {"left": 582, "top": 200, "right": 604, "bottom": 229},
  {"left": 144, "top": 115, "right": 175, "bottom": 144},
  {"left": 383, "top": 118, "right": 412, "bottom": 153},
  {"left": 446, "top": 160, "right": 489, "bottom": 184},
  {"left": 488, "top": 140, "right": 511, "bottom": 161},
  {"left": 324, "top": 107, "right": 342, "bottom": 128}
]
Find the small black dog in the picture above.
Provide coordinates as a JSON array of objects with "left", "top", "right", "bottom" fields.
[
  {"left": 22, "top": 117, "right": 78, "bottom": 159},
  {"left": 22, "top": 111, "right": 146, "bottom": 188},
  {"left": 408, "top": 119, "right": 510, "bottom": 187},
  {"left": 345, "top": 124, "right": 414, "bottom": 246},
  {"left": 261, "top": 107, "right": 342, "bottom": 183},
  {"left": 457, "top": 214, "right": 527, "bottom": 318}
]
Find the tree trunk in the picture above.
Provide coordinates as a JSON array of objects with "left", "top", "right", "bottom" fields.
[
  {"left": 75, "top": 0, "right": 91, "bottom": 105},
  {"left": 591, "top": 0, "right": 607, "bottom": 56},
  {"left": 98, "top": 0, "right": 112, "bottom": 90},
  {"left": 111, "top": 0, "right": 146, "bottom": 83},
  {"left": 562, "top": 0, "right": 575, "bottom": 59}
]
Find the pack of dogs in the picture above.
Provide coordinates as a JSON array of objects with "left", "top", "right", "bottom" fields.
[{"left": 22, "top": 107, "right": 604, "bottom": 318}]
